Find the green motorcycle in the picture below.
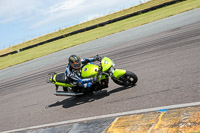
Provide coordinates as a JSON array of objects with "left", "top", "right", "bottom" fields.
[{"left": 47, "top": 56, "right": 138, "bottom": 96}]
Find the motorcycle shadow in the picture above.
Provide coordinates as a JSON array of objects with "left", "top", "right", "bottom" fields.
[
  {"left": 46, "top": 86, "right": 134, "bottom": 109},
  {"left": 46, "top": 90, "right": 109, "bottom": 109},
  {"left": 108, "top": 86, "right": 134, "bottom": 94}
]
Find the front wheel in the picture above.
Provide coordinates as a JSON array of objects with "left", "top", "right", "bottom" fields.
[
  {"left": 121, "top": 71, "right": 138, "bottom": 87},
  {"left": 112, "top": 71, "right": 138, "bottom": 87}
]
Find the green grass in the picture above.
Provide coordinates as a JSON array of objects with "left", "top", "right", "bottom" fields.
[
  {"left": 0, "top": 0, "right": 174, "bottom": 56},
  {"left": 0, "top": 0, "right": 200, "bottom": 70}
]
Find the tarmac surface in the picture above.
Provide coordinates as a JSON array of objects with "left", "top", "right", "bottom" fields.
[
  {"left": 0, "top": 8, "right": 200, "bottom": 132},
  {"left": 5, "top": 103, "right": 200, "bottom": 133}
]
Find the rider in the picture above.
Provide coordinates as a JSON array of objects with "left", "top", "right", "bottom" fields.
[{"left": 65, "top": 54, "right": 101, "bottom": 88}]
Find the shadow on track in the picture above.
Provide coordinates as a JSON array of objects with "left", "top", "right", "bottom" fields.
[
  {"left": 46, "top": 86, "right": 135, "bottom": 109},
  {"left": 108, "top": 86, "right": 135, "bottom": 94},
  {"left": 46, "top": 90, "right": 109, "bottom": 109}
]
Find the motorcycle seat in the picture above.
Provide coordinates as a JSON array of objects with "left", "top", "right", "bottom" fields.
[{"left": 56, "top": 73, "right": 66, "bottom": 83}]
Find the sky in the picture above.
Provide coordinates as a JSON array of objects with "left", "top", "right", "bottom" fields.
[{"left": 0, "top": 0, "right": 149, "bottom": 50}]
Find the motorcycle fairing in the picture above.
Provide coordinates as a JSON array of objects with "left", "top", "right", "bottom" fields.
[
  {"left": 81, "top": 64, "right": 99, "bottom": 78},
  {"left": 101, "top": 57, "right": 113, "bottom": 72}
]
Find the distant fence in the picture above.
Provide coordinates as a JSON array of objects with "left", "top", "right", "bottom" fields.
[{"left": 0, "top": 0, "right": 185, "bottom": 57}]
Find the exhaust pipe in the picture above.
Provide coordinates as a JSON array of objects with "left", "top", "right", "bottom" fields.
[{"left": 54, "top": 91, "right": 83, "bottom": 96}]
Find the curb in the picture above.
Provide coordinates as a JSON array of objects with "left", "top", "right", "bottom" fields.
[{"left": 3, "top": 102, "right": 200, "bottom": 133}]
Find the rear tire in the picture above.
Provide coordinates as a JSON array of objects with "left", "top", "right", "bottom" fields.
[{"left": 63, "top": 87, "right": 68, "bottom": 91}]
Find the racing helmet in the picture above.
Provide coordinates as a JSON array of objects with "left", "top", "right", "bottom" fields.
[{"left": 68, "top": 55, "right": 82, "bottom": 70}]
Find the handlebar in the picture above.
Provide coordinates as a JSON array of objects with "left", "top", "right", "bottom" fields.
[{"left": 96, "top": 54, "right": 102, "bottom": 62}]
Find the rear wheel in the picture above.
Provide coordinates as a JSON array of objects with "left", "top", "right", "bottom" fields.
[{"left": 63, "top": 87, "right": 68, "bottom": 91}]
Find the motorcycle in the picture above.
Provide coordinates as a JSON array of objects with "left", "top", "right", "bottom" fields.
[{"left": 47, "top": 56, "right": 138, "bottom": 96}]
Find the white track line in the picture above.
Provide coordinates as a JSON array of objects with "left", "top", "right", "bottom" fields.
[{"left": 2, "top": 101, "right": 200, "bottom": 133}]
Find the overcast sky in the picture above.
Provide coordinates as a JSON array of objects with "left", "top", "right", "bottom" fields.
[{"left": 0, "top": 0, "right": 149, "bottom": 50}]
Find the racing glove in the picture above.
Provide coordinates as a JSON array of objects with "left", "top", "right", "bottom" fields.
[{"left": 95, "top": 55, "right": 102, "bottom": 61}]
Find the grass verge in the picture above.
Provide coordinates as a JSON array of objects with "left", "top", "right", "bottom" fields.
[
  {"left": 0, "top": 0, "right": 200, "bottom": 70},
  {"left": 0, "top": 0, "right": 176, "bottom": 56}
]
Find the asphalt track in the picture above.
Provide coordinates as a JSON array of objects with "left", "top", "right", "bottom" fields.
[{"left": 0, "top": 8, "right": 200, "bottom": 132}]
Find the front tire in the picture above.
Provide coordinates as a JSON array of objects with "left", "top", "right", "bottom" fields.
[{"left": 122, "top": 71, "right": 138, "bottom": 87}]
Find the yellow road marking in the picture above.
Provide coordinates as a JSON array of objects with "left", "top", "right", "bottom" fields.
[
  {"left": 104, "top": 106, "right": 200, "bottom": 133},
  {"left": 154, "top": 112, "right": 165, "bottom": 129}
]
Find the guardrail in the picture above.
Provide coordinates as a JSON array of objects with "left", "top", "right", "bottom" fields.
[{"left": 0, "top": 0, "right": 185, "bottom": 57}]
